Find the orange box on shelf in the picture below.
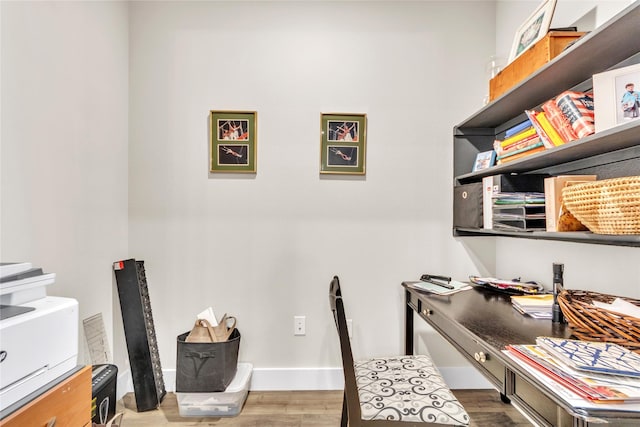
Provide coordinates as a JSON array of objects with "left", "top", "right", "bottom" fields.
[{"left": 489, "top": 31, "right": 586, "bottom": 102}]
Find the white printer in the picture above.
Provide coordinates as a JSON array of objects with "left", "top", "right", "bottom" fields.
[{"left": 0, "top": 263, "right": 78, "bottom": 412}]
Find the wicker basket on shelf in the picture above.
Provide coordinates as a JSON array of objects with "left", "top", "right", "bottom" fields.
[
  {"left": 558, "top": 289, "right": 640, "bottom": 353},
  {"left": 561, "top": 176, "right": 640, "bottom": 235}
]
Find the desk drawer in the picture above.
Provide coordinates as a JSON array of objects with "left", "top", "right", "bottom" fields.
[
  {"left": 417, "top": 302, "right": 505, "bottom": 391},
  {"left": 511, "top": 372, "right": 572, "bottom": 427},
  {"left": 0, "top": 366, "right": 91, "bottom": 427}
]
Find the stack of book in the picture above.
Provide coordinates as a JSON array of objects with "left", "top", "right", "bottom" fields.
[
  {"left": 484, "top": 91, "right": 595, "bottom": 171},
  {"left": 504, "top": 337, "right": 640, "bottom": 404},
  {"left": 493, "top": 119, "right": 545, "bottom": 165},
  {"left": 492, "top": 192, "right": 546, "bottom": 231},
  {"left": 511, "top": 294, "right": 554, "bottom": 319},
  {"left": 526, "top": 90, "right": 595, "bottom": 150}
]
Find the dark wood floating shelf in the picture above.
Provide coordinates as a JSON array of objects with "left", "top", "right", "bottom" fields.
[{"left": 454, "top": 227, "right": 640, "bottom": 247}]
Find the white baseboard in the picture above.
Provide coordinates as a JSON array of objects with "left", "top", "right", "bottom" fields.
[{"left": 117, "top": 365, "right": 490, "bottom": 398}]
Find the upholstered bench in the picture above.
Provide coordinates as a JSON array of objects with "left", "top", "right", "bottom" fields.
[{"left": 330, "top": 275, "right": 469, "bottom": 426}]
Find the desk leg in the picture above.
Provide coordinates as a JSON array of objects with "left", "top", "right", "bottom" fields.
[{"left": 405, "top": 290, "right": 414, "bottom": 355}]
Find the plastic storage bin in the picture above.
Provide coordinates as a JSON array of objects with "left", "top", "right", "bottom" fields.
[{"left": 177, "top": 362, "right": 252, "bottom": 417}]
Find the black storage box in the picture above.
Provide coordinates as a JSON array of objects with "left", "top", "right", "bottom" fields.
[
  {"left": 488, "top": 173, "right": 549, "bottom": 193},
  {"left": 176, "top": 328, "right": 240, "bottom": 392},
  {"left": 454, "top": 182, "right": 483, "bottom": 228}
]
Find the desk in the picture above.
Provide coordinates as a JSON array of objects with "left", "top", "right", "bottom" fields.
[{"left": 403, "top": 282, "right": 640, "bottom": 427}]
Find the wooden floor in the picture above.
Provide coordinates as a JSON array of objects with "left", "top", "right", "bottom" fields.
[{"left": 117, "top": 390, "right": 533, "bottom": 426}]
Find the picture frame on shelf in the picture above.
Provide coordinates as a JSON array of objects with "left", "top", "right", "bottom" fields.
[
  {"left": 320, "top": 113, "right": 367, "bottom": 175},
  {"left": 472, "top": 150, "right": 496, "bottom": 172},
  {"left": 209, "top": 110, "right": 257, "bottom": 173},
  {"left": 593, "top": 63, "right": 640, "bottom": 133},
  {"left": 509, "top": 0, "right": 557, "bottom": 63}
]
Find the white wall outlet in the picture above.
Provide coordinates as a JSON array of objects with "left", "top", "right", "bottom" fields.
[
  {"left": 294, "top": 315, "right": 306, "bottom": 336},
  {"left": 347, "top": 318, "right": 353, "bottom": 338}
]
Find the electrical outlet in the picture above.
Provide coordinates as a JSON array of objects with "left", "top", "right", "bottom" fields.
[
  {"left": 347, "top": 319, "right": 353, "bottom": 338},
  {"left": 294, "top": 315, "right": 306, "bottom": 335}
]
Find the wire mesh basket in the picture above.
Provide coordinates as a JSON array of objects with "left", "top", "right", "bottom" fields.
[
  {"left": 561, "top": 176, "right": 640, "bottom": 235},
  {"left": 558, "top": 289, "right": 640, "bottom": 353}
]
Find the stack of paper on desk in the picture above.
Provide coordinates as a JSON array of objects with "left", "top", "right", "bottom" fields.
[
  {"left": 406, "top": 280, "right": 471, "bottom": 296},
  {"left": 511, "top": 294, "right": 553, "bottom": 319},
  {"left": 504, "top": 337, "right": 640, "bottom": 404}
]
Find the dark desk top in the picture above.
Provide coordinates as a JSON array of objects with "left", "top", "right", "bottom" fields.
[{"left": 403, "top": 282, "right": 571, "bottom": 350}]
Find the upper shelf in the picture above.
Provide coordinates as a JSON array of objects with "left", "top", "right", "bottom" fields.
[{"left": 457, "top": 1, "right": 640, "bottom": 130}]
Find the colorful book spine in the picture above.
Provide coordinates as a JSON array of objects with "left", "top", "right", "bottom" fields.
[
  {"left": 494, "top": 135, "right": 541, "bottom": 156},
  {"left": 555, "top": 91, "right": 595, "bottom": 138},
  {"left": 499, "top": 126, "right": 536, "bottom": 148},
  {"left": 525, "top": 110, "right": 554, "bottom": 149},
  {"left": 536, "top": 111, "right": 566, "bottom": 147},
  {"left": 496, "top": 144, "right": 546, "bottom": 164},
  {"left": 542, "top": 99, "right": 578, "bottom": 143},
  {"left": 496, "top": 141, "right": 544, "bottom": 160},
  {"left": 504, "top": 119, "right": 532, "bottom": 138}
]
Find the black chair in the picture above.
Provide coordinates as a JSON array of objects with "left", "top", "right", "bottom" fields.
[{"left": 330, "top": 276, "right": 469, "bottom": 426}]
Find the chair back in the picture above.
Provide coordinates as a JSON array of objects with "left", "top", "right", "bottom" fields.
[{"left": 329, "top": 275, "right": 362, "bottom": 424}]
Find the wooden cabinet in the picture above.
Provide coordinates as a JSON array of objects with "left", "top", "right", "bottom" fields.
[
  {"left": 0, "top": 366, "right": 91, "bottom": 427},
  {"left": 453, "top": 2, "right": 640, "bottom": 247}
]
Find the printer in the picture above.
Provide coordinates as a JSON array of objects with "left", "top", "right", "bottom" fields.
[{"left": 0, "top": 263, "right": 78, "bottom": 412}]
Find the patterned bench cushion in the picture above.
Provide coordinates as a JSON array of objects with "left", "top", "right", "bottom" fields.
[{"left": 355, "top": 355, "right": 470, "bottom": 425}]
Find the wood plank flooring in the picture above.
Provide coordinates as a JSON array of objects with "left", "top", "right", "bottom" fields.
[{"left": 117, "top": 390, "right": 533, "bottom": 426}]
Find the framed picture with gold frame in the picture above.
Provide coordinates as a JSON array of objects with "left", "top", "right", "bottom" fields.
[
  {"left": 320, "top": 113, "right": 367, "bottom": 175},
  {"left": 210, "top": 110, "right": 257, "bottom": 173}
]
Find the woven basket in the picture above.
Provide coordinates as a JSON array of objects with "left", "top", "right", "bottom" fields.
[
  {"left": 561, "top": 176, "right": 640, "bottom": 235},
  {"left": 558, "top": 289, "right": 640, "bottom": 353}
]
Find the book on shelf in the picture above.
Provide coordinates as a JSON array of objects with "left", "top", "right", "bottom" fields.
[
  {"left": 494, "top": 134, "right": 540, "bottom": 157},
  {"left": 525, "top": 109, "right": 554, "bottom": 149},
  {"left": 543, "top": 175, "right": 597, "bottom": 231},
  {"left": 504, "top": 119, "right": 532, "bottom": 138},
  {"left": 555, "top": 91, "right": 595, "bottom": 138},
  {"left": 536, "top": 337, "right": 640, "bottom": 378},
  {"left": 496, "top": 144, "right": 546, "bottom": 164},
  {"left": 496, "top": 140, "right": 544, "bottom": 161},
  {"left": 510, "top": 294, "right": 553, "bottom": 319},
  {"left": 536, "top": 111, "right": 566, "bottom": 147},
  {"left": 498, "top": 126, "right": 537, "bottom": 149},
  {"left": 542, "top": 99, "right": 579, "bottom": 143},
  {"left": 505, "top": 344, "right": 640, "bottom": 403}
]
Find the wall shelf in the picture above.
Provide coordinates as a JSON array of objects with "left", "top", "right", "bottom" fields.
[{"left": 453, "top": 2, "right": 640, "bottom": 246}]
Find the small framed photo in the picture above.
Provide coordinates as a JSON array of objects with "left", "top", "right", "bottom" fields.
[
  {"left": 472, "top": 150, "right": 496, "bottom": 172},
  {"left": 509, "top": 0, "right": 557, "bottom": 63},
  {"left": 593, "top": 63, "right": 640, "bottom": 133},
  {"left": 209, "top": 110, "right": 257, "bottom": 173},
  {"left": 320, "top": 113, "right": 367, "bottom": 175}
]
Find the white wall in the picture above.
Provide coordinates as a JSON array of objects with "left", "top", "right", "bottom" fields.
[
  {"left": 1, "top": 1, "right": 130, "bottom": 369},
  {"left": 127, "top": 0, "right": 496, "bottom": 390}
]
